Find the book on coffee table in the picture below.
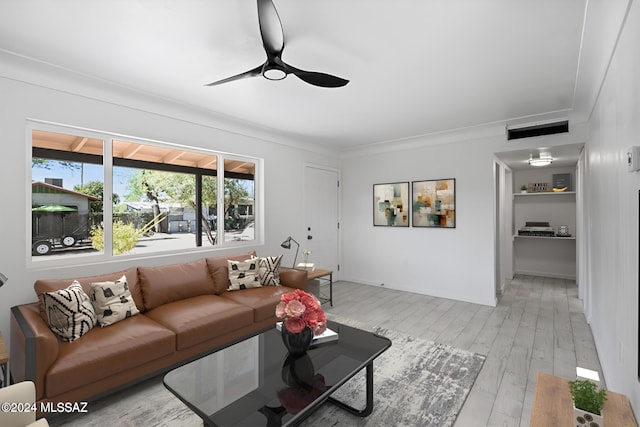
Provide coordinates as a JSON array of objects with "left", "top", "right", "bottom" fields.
[{"left": 275, "top": 322, "right": 339, "bottom": 344}]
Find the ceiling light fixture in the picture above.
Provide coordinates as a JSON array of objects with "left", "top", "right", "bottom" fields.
[{"left": 528, "top": 153, "right": 553, "bottom": 167}]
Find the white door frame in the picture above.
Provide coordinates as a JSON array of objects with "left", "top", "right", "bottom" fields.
[
  {"left": 494, "top": 157, "right": 513, "bottom": 298},
  {"left": 576, "top": 146, "right": 591, "bottom": 321},
  {"left": 303, "top": 163, "right": 341, "bottom": 279}
]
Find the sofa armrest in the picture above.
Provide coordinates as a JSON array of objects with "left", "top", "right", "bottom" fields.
[
  {"left": 279, "top": 268, "right": 308, "bottom": 291},
  {"left": 10, "top": 304, "right": 59, "bottom": 401}
]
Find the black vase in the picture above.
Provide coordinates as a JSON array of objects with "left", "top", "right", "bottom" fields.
[
  {"left": 281, "top": 323, "right": 313, "bottom": 356},
  {"left": 281, "top": 353, "right": 315, "bottom": 387},
  {"left": 278, "top": 353, "right": 326, "bottom": 415}
]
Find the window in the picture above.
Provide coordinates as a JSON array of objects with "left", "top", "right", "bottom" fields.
[
  {"left": 224, "top": 158, "right": 256, "bottom": 242},
  {"left": 31, "top": 129, "right": 105, "bottom": 257},
  {"left": 30, "top": 124, "right": 259, "bottom": 263}
]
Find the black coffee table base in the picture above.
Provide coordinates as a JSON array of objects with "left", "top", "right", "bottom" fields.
[{"left": 327, "top": 363, "right": 374, "bottom": 417}]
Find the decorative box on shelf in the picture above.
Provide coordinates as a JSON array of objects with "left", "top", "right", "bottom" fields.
[
  {"left": 296, "top": 263, "right": 315, "bottom": 271},
  {"left": 527, "top": 182, "right": 551, "bottom": 193}
]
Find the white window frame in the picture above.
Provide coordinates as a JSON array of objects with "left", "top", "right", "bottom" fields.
[{"left": 27, "top": 120, "right": 261, "bottom": 269}]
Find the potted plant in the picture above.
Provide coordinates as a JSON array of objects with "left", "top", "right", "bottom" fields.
[
  {"left": 520, "top": 185, "right": 528, "bottom": 193},
  {"left": 568, "top": 379, "right": 607, "bottom": 427}
]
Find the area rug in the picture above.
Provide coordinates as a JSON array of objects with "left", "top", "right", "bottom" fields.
[{"left": 49, "top": 315, "right": 485, "bottom": 427}]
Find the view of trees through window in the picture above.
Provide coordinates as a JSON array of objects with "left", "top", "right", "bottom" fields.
[{"left": 31, "top": 128, "right": 256, "bottom": 260}]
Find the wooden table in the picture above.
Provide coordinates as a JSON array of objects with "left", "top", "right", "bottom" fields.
[
  {"left": 307, "top": 269, "right": 333, "bottom": 306},
  {"left": 530, "top": 371, "right": 637, "bottom": 426},
  {"left": 0, "top": 332, "right": 8, "bottom": 387}
]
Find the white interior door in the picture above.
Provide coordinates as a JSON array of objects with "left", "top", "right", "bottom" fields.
[{"left": 304, "top": 165, "right": 340, "bottom": 275}]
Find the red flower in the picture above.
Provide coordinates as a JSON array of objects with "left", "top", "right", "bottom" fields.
[
  {"left": 281, "top": 292, "right": 297, "bottom": 303},
  {"left": 284, "top": 317, "right": 306, "bottom": 333},
  {"left": 300, "top": 294, "right": 319, "bottom": 310},
  {"left": 284, "top": 300, "right": 305, "bottom": 317},
  {"left": 303, "top": 309, "right": 319, "bottom": 325}
]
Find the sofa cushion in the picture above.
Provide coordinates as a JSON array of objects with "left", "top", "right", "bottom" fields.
[
  {"left": 43, "top": 281, "right": 98, "bottom": 342},
  {"left": 45, "top": 314, "right": 175, "bottom": 397},
  {"left": 221, "top": 285, "right": 295, "bottom": 323},
  {"left": 144, "top": 295, "right": 254, "bottom": 351},
  {"left": 34, "top": 267, "right": 142, "bottom": 323},
  {"left": 256, "top": 255, "right": 282, "bottom": 286},
  {"left": 227, "top": 259, "right": 261, "bottom": 290},
  {"left": 206, "top": 251, "right": 257, "bottom": 294},
  {"left": 138, "top": 258, "right": 216, "bottom": 310},
  {"left": 90, "top": 275, "right": 140, "bottom": 327}
]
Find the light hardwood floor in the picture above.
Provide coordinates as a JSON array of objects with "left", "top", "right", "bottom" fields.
[{"left": 322, "top": 275, "right": 603, "bottom": 427}]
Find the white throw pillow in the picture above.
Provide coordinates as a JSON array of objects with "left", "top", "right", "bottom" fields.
[
  {"left": 256, "top": 255, "right": 282, "bottom": 286},
  {"left": 44, "top": 281, "right": 97, "bottom": 342},
  {"left": 90, "top": 275, "right": 140, "bottom": 327},
  {"left": 227, "top": 259, "right": 262, "bottom": 290}
]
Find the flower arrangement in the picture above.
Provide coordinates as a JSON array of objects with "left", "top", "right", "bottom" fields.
[{"left": 276, "top": 289, "right": 327, "bottom": 335}]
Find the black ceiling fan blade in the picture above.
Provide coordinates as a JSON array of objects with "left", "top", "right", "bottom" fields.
[
  {"left": 286, "top": 64, "right": 349, "bottom": 88},
  {"left": 205, "top": 64, "right": 264, "bottom": 87},
  {"left": 257, "top": 0, "right": 284, "bottom": 58},
  {"left": 206, "top": 0, "right": 349, "bottom": 88}
]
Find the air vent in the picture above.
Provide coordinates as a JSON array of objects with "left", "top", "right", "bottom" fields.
[{"left": 507, "top": 120, "right": 569, "bottom": 140}]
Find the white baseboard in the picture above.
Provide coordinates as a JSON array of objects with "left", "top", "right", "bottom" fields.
[{"left": 514, "top": 269, "right": 576, "bottom": 281}]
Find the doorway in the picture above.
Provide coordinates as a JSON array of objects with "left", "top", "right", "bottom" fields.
[
  {"left": 494, "top": 143, "right": 584, "bottom": 291},
  {"left": 304, "top": 164, "right": 340, "bottom": 276}
]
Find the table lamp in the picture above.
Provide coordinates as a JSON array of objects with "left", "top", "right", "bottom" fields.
[{"left": 280, "top": 236, "right": 300, "bottom": 268}]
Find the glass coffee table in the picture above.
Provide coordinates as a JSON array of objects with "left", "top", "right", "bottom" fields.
[{"left": 163, "top": 320, "right": 391, "bottom": 426}]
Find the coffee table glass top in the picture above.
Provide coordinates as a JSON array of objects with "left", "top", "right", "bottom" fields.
[{"left": 163, "top": 320, "right": 391, "bottom": 426}]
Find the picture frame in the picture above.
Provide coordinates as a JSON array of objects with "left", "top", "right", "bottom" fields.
[
  {"left": 412, "top": 178, "right": 456, "bottom": 228},
  {"left": 373, "top": 182, "right": 409, "bottom": 227}
]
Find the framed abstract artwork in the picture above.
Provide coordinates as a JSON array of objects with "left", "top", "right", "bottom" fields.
[
  {"left": 373, "top": 182, "right": 409, "bottom": 227},
  {"left": 412, "top": 178, "right": 456, "bottom": 228}
]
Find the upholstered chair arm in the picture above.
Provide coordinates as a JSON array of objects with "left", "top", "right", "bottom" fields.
[
  {"left": 10, "top": 305, "right": 59, "bottom": 402},
  {"left": 0, "top": 381, "right": 50, "bottom": 426}
]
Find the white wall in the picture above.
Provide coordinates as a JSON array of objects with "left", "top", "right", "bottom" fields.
[
  {"left": 340, "top": 139, "right": 497, "bottom": 306},
  {"left": 0, "top": 73, "right": 340, "bottom": 343},
  {"left": 584, "top": 0, "right": 640, "bottom": 413},
  {"left": 340, "top": 130, "right": 586, "bottom": 307}
]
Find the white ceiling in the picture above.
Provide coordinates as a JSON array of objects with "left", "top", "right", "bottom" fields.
[{"left": 0, "top": 1, "right": 611, "bottom": 154}]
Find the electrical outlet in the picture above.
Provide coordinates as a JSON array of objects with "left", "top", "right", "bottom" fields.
[{"left": 628, "top": 146, "right": 640, "bottom": 172}]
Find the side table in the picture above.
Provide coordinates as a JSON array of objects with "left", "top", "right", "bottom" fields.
[
  {"left": 306, "top": 269, "right": 333, "bottom": 306},
  {"left": 530, "top": 371, "right": 637, "bottom": 426},
  {"left": 0, "top": 332, "right": 8, "bottom": 388}
]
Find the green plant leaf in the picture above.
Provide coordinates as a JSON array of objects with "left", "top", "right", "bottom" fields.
[{"left": 568, "top": 379, "right": 607, "bottom": 415}]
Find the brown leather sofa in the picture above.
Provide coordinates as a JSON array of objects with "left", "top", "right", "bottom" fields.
[{"left": 9, "top": 251, "right": 308, "bottom": 410}]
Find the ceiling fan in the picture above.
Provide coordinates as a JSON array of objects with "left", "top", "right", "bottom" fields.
[{"left": 206, "top": 0, "right": 349, "bottom": 88}]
